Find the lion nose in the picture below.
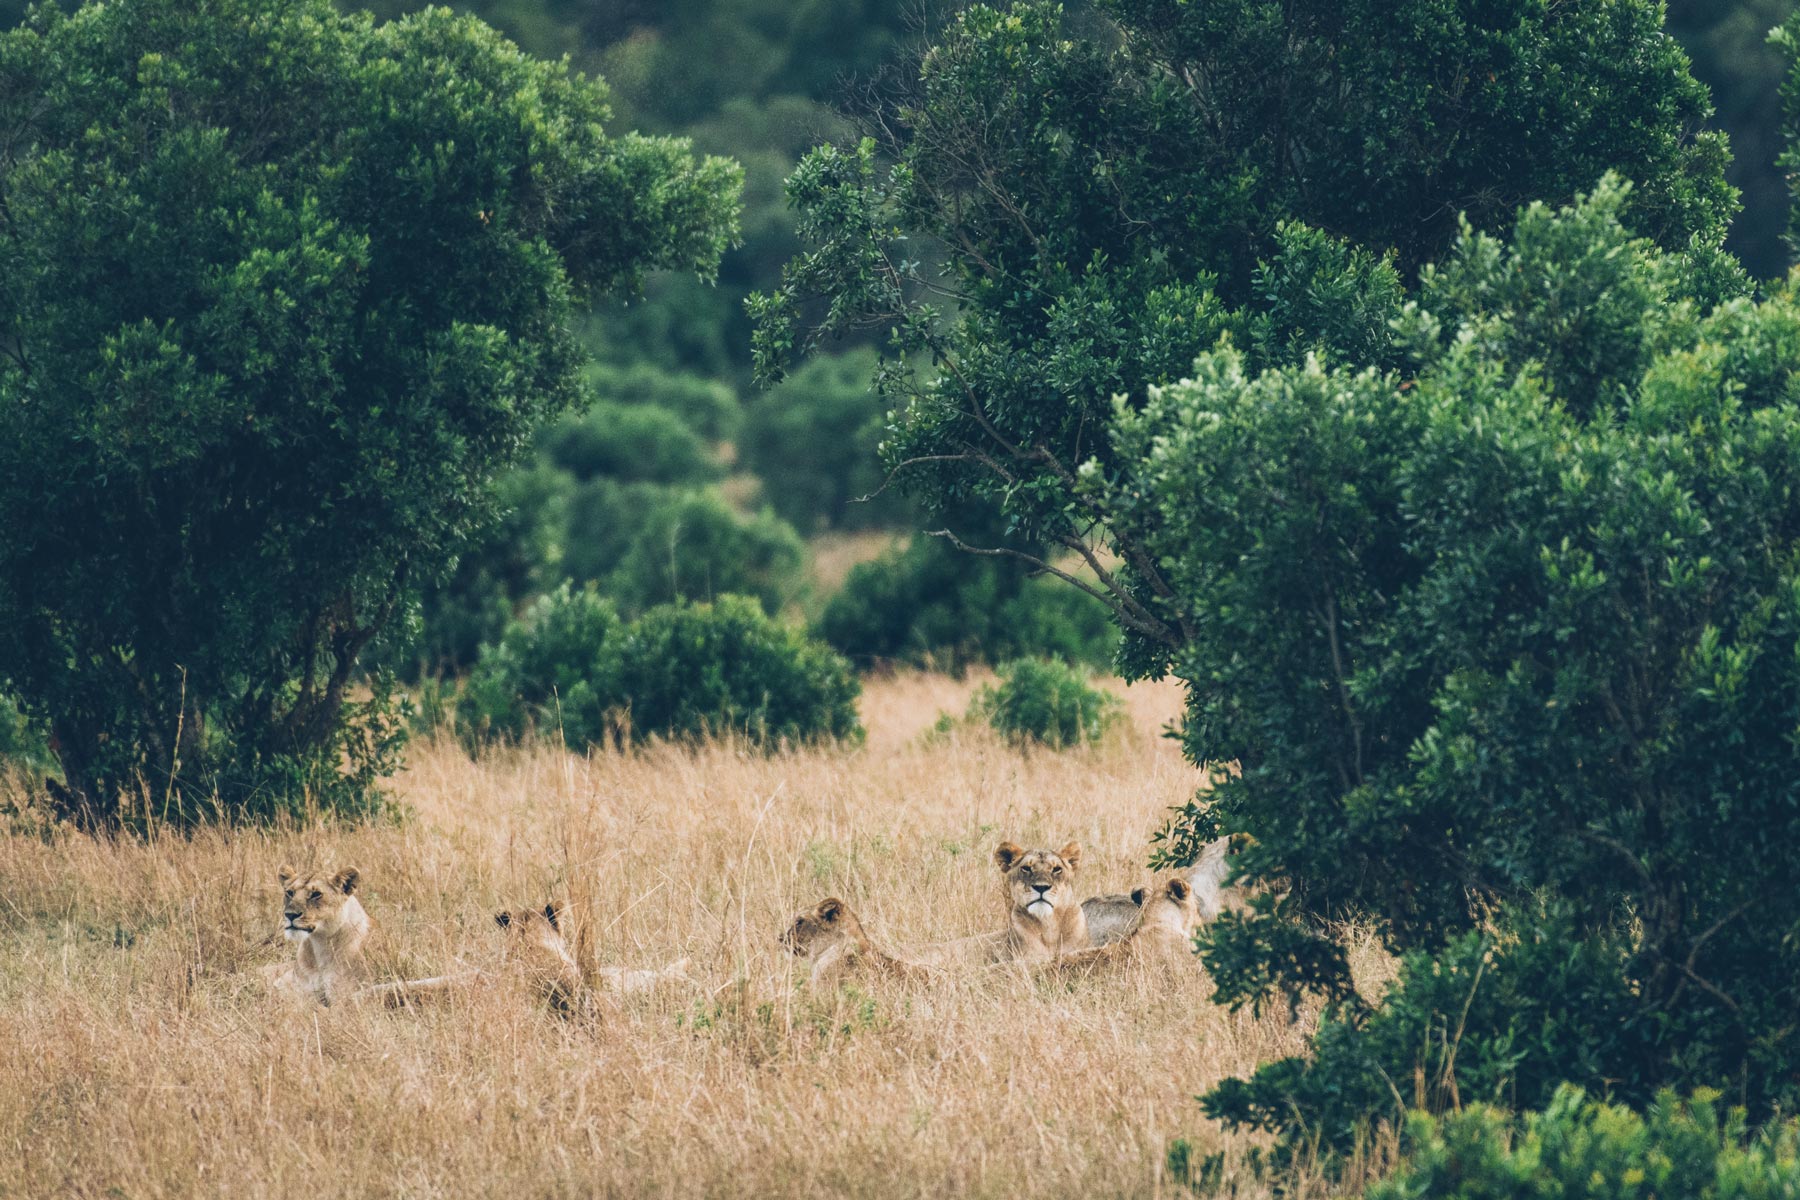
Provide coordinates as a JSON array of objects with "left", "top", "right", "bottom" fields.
[{"left": 1031, "top": 883, "right": 1050, "bottom": 896}]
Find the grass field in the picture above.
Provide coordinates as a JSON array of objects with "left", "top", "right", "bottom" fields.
[{"left": 0, "top": 672, "right": 1382, "bottom": 1199}]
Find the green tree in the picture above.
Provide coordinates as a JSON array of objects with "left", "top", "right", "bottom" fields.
[
  {"left": 1118, "top": 183, "right": 1800, "bottom": 1143},
  {"left": 0, "top": 0, "right": 739, "bottom": 824},
  {"left": 753, "top": 0, "right": 1734, "bottom": 669}
]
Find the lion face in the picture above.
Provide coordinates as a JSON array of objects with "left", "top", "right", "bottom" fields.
[
  {"left": 1130, "top": 878, "right": 1200, "bottom": 939},
  {"left": 993, "top": 841, "right": 1081, "bottom": 923},
  {"left": 276, "top": 865, "right": 360, "bottom": 942},
  {"left": 780, "top": 898, "right": 850, "bottom": 957},
  {"left": 494, "top": 901, "right": 572, "bottom": 962}
]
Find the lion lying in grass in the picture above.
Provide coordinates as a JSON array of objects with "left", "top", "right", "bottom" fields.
[
  {"left": 494, "top": 900, "right": 690, "bottom": 1015},
  {"left": 1046, "top": 877, "right": 1203, "bottom": 974},
  {"left": 262, "top": 865, "right": 475, "bottom": 1007}
]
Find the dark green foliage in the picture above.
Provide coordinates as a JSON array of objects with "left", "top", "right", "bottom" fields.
[
  {"left": 539, "top": 402, "right": 721, "bottom": 486},
  {"left": 603, "top": 596, "right": 862, "bottom": 746},
  {"left": 1670, "top": 0, "right": 1793, "bottom": 279},
  {"left": 1107, "top": 184, "right": 1798, "bottom": 1140},
  {"left": 456, "top": 583, "right": 620, "bottom": 750},
  {"left": 457, "top": 589, "right": 861, "bottom": 749},
  {"left": 0, "top": 0, "right": 738, "bottom": 824},
  {"left": 754, "top": 0, "right": 1733, "bottom": 660},
  {"left": 968, "top": 659, "right": 1121, "bottom": 749},
  {"left": 1367, "top": 1086, "right": 1800, "bottom": 1200},
  {"left": 739, "top": 349, "right": 914, "bottom": 533},
  {"left": 0, "top": 692, "right": 49, "bottom": 770},
  {"left": 389, "top": 463, "right": 572, "bottom": 679},
  {"left": 814, "top": 538, "right": 1116, "bottom": 672},
  {"left": 1205, "top": 911, "right": 1642, "bottom": 1159},
  {"left": 583, "top": 360, "right": 741, "bottom": 442},
  {"left": 602, "top": 490, "right": 806, "bottom": 617}
]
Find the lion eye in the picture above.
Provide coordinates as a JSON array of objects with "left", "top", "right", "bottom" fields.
[
  {"left": 283, "top": 890, "right": 293, "bottom": 900},
  {"left": 309, "top": 891, "right": 322, "bottom": 902},
  {"left": 1052, "top": 866, "right": 1063, "bottom": 877}
]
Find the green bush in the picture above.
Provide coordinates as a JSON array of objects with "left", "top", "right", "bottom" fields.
[
  {"left": 455, "top": 583, "right": 621, "bottom": 751},
  {"left": 538, "top": 402, "right": 721, "bottom": 486},
  {"left": 456, "top": 590, "right": 860, "bottom": 751},
  {"left": 969, "top": 659, "right": 1120, "bottom": 749},
  {"left": 604, "top": 596, "right": 862, "bottom": 746},
  {"left": 583, "top": 361, "right": 740, "bottom": 442},
  {"left": 1368, "top": 1086, "right": 1800, "bottom": 1200},
  {"left": 816, "top": 538, "right": 1116, "bottom": 672},
  {"left": 604, "top": 490, "right": 806, "bottom": 618},
  {"left": 739, "top": 349, "right": 913, "bottom": 533}
]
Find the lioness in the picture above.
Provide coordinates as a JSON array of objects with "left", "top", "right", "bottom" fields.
[
  {"left": 780, "top": 897, "right": 933, "bottom": 988},
  {"left": 913, "top": 840, "right": 1096, "bottom": 965},
  {"left": 1050, "top": 877, "right": 1203, "bottom": 972},
  {"left": 493, "top": 899, "right": 689, "bottom": 1014},
  {"left": 1082, "top": 832, "right": 1256, "bottom": 944},
  {"left": 264, "top": 865, "right": 477, "bottom": 1007}
]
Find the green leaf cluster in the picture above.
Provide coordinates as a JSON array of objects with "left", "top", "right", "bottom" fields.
[{"left": 0, "top": 0, "right": 739, "bottom": 823}]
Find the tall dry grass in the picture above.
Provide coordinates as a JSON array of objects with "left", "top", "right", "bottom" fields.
[{"left": 0, "top": 672, "right": 1379, "bottom": 1199}]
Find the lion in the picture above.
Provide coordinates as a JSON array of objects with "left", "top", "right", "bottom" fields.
[
  {"left": 263, "top": 865, "right": 477, "bottom": 1007},
  {"left": 1081, "top": 832, "right": 1256, "bottom": 945},
  {"left": 1048, "top": 877, "right": 1203, "bottom": 972},
  {"left": 494, "top": 898, "right": 690, "bottom": 1014},
  {"left": 779, "top": 897, "right": 934, "bottom": 988},
  {"left": 905, "top": 840, "right": 1096, "bottom": 966}
]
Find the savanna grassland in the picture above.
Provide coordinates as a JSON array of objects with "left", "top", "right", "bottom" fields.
[{"left": 0, "top": 673, "right": 1386, "bottom": 1199}]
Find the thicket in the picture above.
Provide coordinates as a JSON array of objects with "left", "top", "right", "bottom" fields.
[
  {"left": 456, "top": 588, "right": 861, "bottom": 750},
  {"left": 967, "top": 660, "right": 1121, "bottom": 750}
]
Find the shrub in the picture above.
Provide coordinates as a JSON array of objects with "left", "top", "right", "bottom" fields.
[
  {"left": 1106, "top": 182, "right": 1798, "bottom": 1143},
  {"left": 1367, "top": 1086, "right": 1800, "bottom": 1200},
  {"left": 739, "top": 349, "right": 913, "bottom": 532},
  {"left": 538, "top": 402, "right": 721, "bottom": 486},
  {"left": 456, "top": 590, "right": 860, "bottom": 751},
  {"left": 969, "top": 659, "right": 1120, "bottom": 749},
  {"left": 604, "top": 490, "right": 806, "bottom": 617},
  {"left": 603, "top": 596, "right": 862, "bottom": 746},
  {"left": 454, "top": 583, "right": 621, "bottom": 751},
  {"left": 816, "top": 538, "right": 1115, "bottom": 672},
  {"left": 583, "top": 361, "right": 740, "bottom": 442}
]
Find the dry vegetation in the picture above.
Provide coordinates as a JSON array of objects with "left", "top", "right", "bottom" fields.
[{"left": 0, "top": 672, "right": 1385, "bottom": 1199}]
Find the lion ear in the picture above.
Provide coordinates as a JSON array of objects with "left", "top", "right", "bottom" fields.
[
  {"left": 277, "top": 864, "right": 296, "bottom": 888},
  {"left": 993, "top": 842, "right": 1024, "bottom": 871},
  {"left": 1130, "top": 887, "right": 1147, "bottom": 906},
  {"left": 817, "top": 898, "right": 844, "bottom": 924},
  {"left": 543, "top": 900, "right": 563, "bottom": 929},
  {"left": 1228, "top": 832, "right": 1256, "bottom": 854},
  {"left": 1057, "top": 842, "right": 1082, "bottom": 872},
  {"left": 1167, "top": 878, "right": 1192, "bottom": 901},
  {"left": 331, "top": 867, "right": 359, "bottom": 895},
  {"left": 494, "top": 911, "right": 512, "bottom": 929}
]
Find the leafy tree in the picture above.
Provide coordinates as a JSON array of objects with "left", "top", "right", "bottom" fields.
[
  {"left": 0, "top": 0, "right": 739, "bottom": 824},
  {"left": 753, "top": 0, "right": 1734, "bottom": 670},
  {"left": 1117, "top": 183, "right": 1800, "bottom": 1142}
]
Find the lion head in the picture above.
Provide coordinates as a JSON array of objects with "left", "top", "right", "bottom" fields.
[
  {"left": 993, "top": 841, "right": 1081, "bottom": 924},
  {"left": 494, "top": 900, "right": 582, "bottom": 1012},
  {"left": 780, "top": 897, "right": 860, "bottom": 958},
  {"left": 276, "top": 865, "right": 362, "bottom": 943},
  {"left": 1130, "top": 877, "right": 1200, "bottom": 940}
]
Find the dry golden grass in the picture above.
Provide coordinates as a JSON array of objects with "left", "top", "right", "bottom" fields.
[{"left": 0, "top": 672, "right": 1377, "bottom": 1199}]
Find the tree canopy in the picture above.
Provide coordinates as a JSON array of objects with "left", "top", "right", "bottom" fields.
[{"left": 0, "top": 0, "right": 739, "bottom": 822}]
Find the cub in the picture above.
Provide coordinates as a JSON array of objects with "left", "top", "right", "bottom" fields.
[
  {"left": 493, "top": 898, "right": 690, "bottom": 1014},
  {"left": 779, "top": 897, "right": 930, "bottom": 988}
]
